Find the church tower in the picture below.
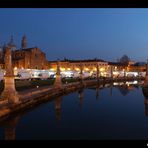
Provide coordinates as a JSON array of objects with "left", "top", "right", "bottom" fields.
[
  {"left": 7, "top": 35, "right": 17, "bottom": 51},
  {"left": 21, "top": 35, "right": 27, "bottom": 49}
]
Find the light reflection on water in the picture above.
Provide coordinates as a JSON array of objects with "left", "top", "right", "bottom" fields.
[{"left": 0, "top": 81, "right": 148, "bottom": 140}]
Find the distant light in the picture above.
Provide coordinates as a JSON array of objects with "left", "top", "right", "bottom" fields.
[
  {"left": 133, "top": 81, "right": 138, "bottom": 84},
  {"left": 93, "top": 68, "right": 97, "bottom": 71},
  {"left": 14, "top": 67, "right": 17, "bottom": 70},
  {"left": 75, "top": 68, "right": 80, "bottom": 71},
  {"left": 100, "top": 68, "right": 105, "bottom": 72},
  {"left": 85, "top": 68, "right": 89, "bottom": 71},
  {"left": 113, "top": 71, "right": 119, "bottom": 75},
  {"left": 36, "top": 86, "right": 39, "bottom": 88},
  {"left": 50, "top": 68, "right": 55, "bottom": 71}
]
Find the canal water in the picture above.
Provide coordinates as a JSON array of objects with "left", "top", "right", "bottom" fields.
[{"left": 0, "top": 81, "right": 148, "bottom": 140}]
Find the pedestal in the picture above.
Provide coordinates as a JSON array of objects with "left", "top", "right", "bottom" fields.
[
  {"left": 54, "top": 75, "right": 62, "bottom": 88},
  {"left": 1, "top": 76, "right": 19, "bottom": 104}
]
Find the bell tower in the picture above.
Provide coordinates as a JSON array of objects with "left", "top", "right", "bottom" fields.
[{"left": 21, "top": 35, "right": 27, "bottom": 49}]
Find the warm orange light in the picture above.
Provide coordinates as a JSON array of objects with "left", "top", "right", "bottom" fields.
[
  {"left": 50, "top": 68, "right": 55, "bottom": 71},
  {"left": 67, "top": 68, "right": 71, "bottom": 70},
  {"left": 94, "top": 68, "right": 97, "bottom": 71},
  {"left": 75, "top": 68, "right": 80, "bottom": 71},
  {"left": 100, "top": 68, "right": 105, "bottom": 72},
  {"left": 60, "top": 68, "right": 65, "bottom": 71},
  {"left": 85, "top": 68, "right": 89, "bottom": 71}
]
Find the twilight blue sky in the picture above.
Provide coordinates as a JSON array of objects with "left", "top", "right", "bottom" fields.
[{"left": 0, "top": 8, "right": 148, "bottom": 62}]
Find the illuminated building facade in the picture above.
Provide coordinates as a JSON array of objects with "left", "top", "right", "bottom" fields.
[
  {"left": 48, "top": 59, "right": 109, "bottom": 77},
  {"left": 48, "top": 60, "right": 146, "bottom": 77},
  {"left": 12, "top": 47, "right": 48, "bottom": 69},
  {"left": 0, "top": 35, "right": 146, "bottom": 75},
  {"left": 0, "top": 36, "right": 48, "bottom": 69}
]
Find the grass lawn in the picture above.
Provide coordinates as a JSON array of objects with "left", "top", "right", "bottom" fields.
[
  {"left": 0, "top": 79, "right": 55, "bottom": 92},
  {"left": 0, "top": 77, "right": 80, "bottom": 92}
]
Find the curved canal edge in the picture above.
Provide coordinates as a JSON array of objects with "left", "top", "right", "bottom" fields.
[{"left": 0, "top": 77, "right": 144, "bottom": 121}]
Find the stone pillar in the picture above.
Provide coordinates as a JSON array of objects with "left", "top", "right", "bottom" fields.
[
  {"left": 79, "top": 62, "right": 85, "bottom": 87},
  {"left": 55, "top": 97, "right": 62, "bottom": 121},
  {"left": 80, "top": 62, "right": 83, "bottom": 81},
  {"left": 0, "top": 47, "right": 19, "bottom": 104},
  {"left": 138, "top": 71, "right": 140, "bottom": 77},
  {"left": 110, "top": 65, "right": 113, "bottom": 78},
  {"left": 124, "top": 68, "right": 126, "bottom": 77},
  {"left": 96, "top": 64, "right": 99, "bottom": 81},
  {"left": 54, "top": 61, "right": 62, "bottom": 88}
]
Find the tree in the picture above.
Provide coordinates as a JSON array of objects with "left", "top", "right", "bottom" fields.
[{"left": 119, "top": 54, "right": 130, "bottom": 64}]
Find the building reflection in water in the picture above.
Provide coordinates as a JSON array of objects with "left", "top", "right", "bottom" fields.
[
  {"left": 54, "top": 97, "right": 62, "bottom": 122},
  {"left": 0, "top": 80, "right": 144, "bottom": 140},
  {"left": 3, "top": 115, "right": 21, "bottom": 140},
  {"left": 78, "top": 89, "right": 84, "bottom": 108},
  {"left": 113, "top": 81, "right": 140, "bottom": 96},
  {"left": 117, "top": 83, "right": 130, "bottom": 96}
]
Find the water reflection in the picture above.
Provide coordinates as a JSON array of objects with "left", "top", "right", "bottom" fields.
[
  {"left": 54, "top": 97, "right": 62, "bottom": 122},
  {"left": 78, "top": 89, "right": 84, "bottom": 108},
  {"left": 91, "top": 81, "right": 141, "bottom": 97},
  {"left": 0, "top": 80, "right": 146, "bottom": 140},
  {"left": 117, "top": 83, "right": 130, "bottom": 96},
  {"left": 2, "top": 115, "right": 21, "bottom": 140},
  {"left": 113, "top": 81, "right": 141, "bottom": 96},
  {"left": 96, "top": 86, "right": 99, "bottom": 99},
  {"left": 110, "top": 82, "right": 113, "bottom": 96}
]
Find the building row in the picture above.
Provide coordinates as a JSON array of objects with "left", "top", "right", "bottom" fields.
[{"left": 0, "top": 36, "right": 146, "bottom": 76}]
